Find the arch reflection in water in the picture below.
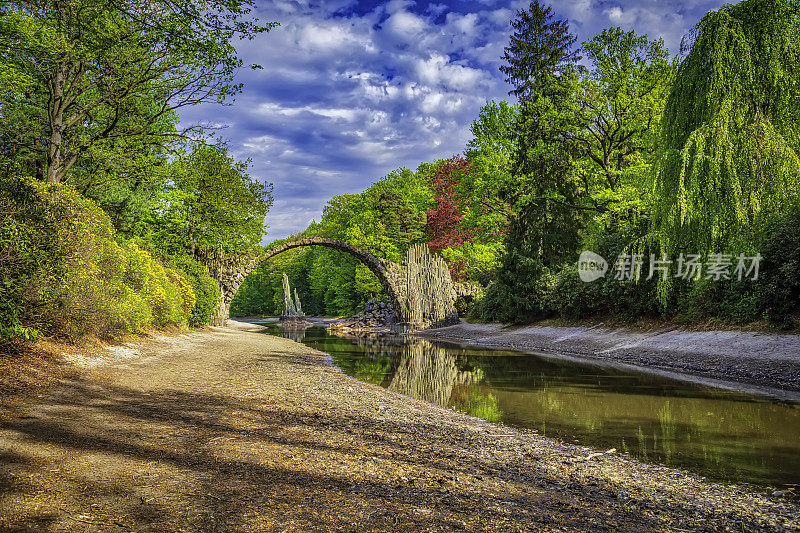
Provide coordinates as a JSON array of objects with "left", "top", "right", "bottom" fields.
[
  {"left": 269, "top": 325, "right": 487, "bottom": 409},
  {"left": 259, "top": 323, "right": 800, "bottom": 488}
]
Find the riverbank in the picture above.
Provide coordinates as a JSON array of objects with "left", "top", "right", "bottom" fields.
[
  {"left": 416, "top": 321, "right": 800, "bottom": 402},
  {"left": 1, "top": 322, "right": 798, "bottom": 531}
]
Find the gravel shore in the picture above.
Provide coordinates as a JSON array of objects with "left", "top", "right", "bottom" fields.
[
  {"left": 1, "top": 321, "right": 798, "bottom": 531},
  {"left": 416, "top": 322, "right": 800, "bottom": 402}
]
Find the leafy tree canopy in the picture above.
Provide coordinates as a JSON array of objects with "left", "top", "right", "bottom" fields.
[
  {"left": 572, "top": 28, "right": 674, "bottom": 235},
  {"left": 464, "top": 100, "right": 519, "bottom": 240},
  {"left": 153, "top": 142, "right": 273, "bottom": 255},
  {"left": 0, "top": 0, "right": 276, "bottom": 183},
  {"left": 652, "top": 0, "right": 800, "bottom": 256}
]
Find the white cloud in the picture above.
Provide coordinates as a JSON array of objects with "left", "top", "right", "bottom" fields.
[
  {"left": 296, "top": 22, "right": 358, "bottom": 52},
  {"left": 604, "top": 6, "right": 635, "bottom": 25},
  {"left": 385, "top": 10, "right": 428, "bottom": 39},
  {"left": 177, "top": 0, "right": 727, "bottom": 241}
]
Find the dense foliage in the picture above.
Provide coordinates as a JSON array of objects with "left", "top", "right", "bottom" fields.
[
  {"left": 0, "top": 1, "right": 273, "bottom": 342},
  {"left": 0, "top": 177, "right": 214, "bottom": 341},
  {"left": 652, "top": 0, "right": 800, "bottom": 295},
  {"left": 234, "top": 0, "right": 800, "bottom": 331}
]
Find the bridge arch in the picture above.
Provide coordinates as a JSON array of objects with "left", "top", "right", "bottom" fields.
[
  {"left": 256, "top": 237, "right": 405, "bottom": 306},
  {"left": 212, "top": 237, "right": 407, "bottom": 325}
]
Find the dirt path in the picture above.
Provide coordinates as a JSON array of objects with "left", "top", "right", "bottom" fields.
[{"left": 1, "top": 323, "right": 798, "bottom": 531}]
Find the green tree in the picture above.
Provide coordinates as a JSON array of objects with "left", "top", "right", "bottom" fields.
[
  {"left": 464, "top": 101, "right": 518, "bottom": 237},
  {"left": 154, "top": 143, "right": 273, "bottom": 255},
  {"left": 652, "top": 0, "right": 800, "bottom": 258},
  {"left": 502, "top": 0, "right": 586, "bottom": 266},
  {"left": 477, "top": 1, "right": 592, "bottom": 322},
  {"left": 500, "top": 0, "right": 581, "bottom": 102},
  {"left": 73, "top": 126, "right": 176, "bottom": 236},
  {"left": 0, "top": 0, "right": 276, "bottom": 183},
  {"left": 573, "top": 28, "right": 673, "bottom": 234}
]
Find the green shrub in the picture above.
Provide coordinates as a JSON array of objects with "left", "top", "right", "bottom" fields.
[
  {"left": 112, "top": 284, "right": 154, "bottom": 334},
  {"left": 548, "top": 232, "right": 662, "bottom": 322},
  {"left": 550, "top": 264, "right": 602, "bottom": 320},
  {"left": 121, "top": 242, "right": 191, "bottom": 328},
  {"left": 758, "top": 210, "right": 800, "bottom": 328},
  {"left": 477, "top": 271, "right": 555, "bottom": 324},
  {"left": 0, "top": 176, "right": 196, "bottom": 341},
  {"left": 172, "top": 257, "right": 220, "bottom": 326},
  {"left": 674, "top": 279, "right": 761, "bottom": 326},
  {"left": 476, "top": 247, "right": 556, "bottom": 324},
  {"left": 664, "top": 209, "right": 800, "bottom": 328},
  {"left": 1, "top": 176, "right": 119, "bottom": 339},
  {"left": 1, "top": 192, "right": 43, "bottom": 341}
]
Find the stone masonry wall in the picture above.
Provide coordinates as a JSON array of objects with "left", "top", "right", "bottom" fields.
[{"left": 199, "top": 238, "right": 482, "bottom": 330}]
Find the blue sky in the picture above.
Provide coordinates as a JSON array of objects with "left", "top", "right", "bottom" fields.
[{"left": 178, "top": 0, "right": 726, "bottom": 241}]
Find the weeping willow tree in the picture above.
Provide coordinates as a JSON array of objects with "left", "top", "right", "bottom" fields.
[{"left": 652, "top": 0, "right": 800, "bottom": 264}]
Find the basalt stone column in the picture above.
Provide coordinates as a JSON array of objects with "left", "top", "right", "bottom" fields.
[{"left": 401, "top": 243, "right": 459, "bottom": 330}]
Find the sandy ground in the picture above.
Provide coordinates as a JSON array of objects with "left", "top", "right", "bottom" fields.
[
  {"left": 416, "top": 322, "right": 800, "bottom": 401},
  {"left": 1, "top": 322, "right": 798, "bottom": 532}
]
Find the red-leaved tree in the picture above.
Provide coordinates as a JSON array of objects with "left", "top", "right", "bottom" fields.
[{"left": 425, "top": 156, "right": 474, "bottom": 279}]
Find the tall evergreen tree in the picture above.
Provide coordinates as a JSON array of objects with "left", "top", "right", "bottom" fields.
[
  {"left": 482, "top": 2, "right": 583, "bottom": 322},
  {"left": 499, "top": 0, "right": 585, "bottom": 262},
  {"left": 500, "top": 1, "right": 581, "bottom": 102}
]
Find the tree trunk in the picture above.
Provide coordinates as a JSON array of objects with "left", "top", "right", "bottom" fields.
[
  {"left": 46, "top": 124, "right": 63, "bottom": 183},
  {"left": 46, "top": 67, "right": 66, "bottom": 183}
]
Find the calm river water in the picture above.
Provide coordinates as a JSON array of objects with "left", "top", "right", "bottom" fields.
[{"left": 259, "top": 323, "right": 799, "bottom": 489}]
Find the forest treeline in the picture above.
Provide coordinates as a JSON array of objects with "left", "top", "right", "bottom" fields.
[
  {"left": 0, "top": 0, "right": 275, "bottom": 342},
  {"left": 1, "top": 0, "right": 799, "bottom": 343},
  {"left": 232, "top": 0, "right": 800, "bottom": 329}
]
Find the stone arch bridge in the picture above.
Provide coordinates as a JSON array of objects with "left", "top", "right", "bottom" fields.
[{"left": 199, "top": 237, "right": 480, "bottom": 330}]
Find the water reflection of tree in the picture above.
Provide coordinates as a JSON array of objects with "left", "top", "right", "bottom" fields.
[
  {"left": 657, "top": 400, "right": 676, "bottom": 465},
  {"left": 324, "top": 333, "right": 402, "bottom": 386},
  {"left": 494, "top": 381, "right": 799, "bottom": 485},
  {"left": 333, "top": 334, "right": 501, "bottom": 421},
  {"left": 450, "top": 384, "right": 502, "bottom": 422}
]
